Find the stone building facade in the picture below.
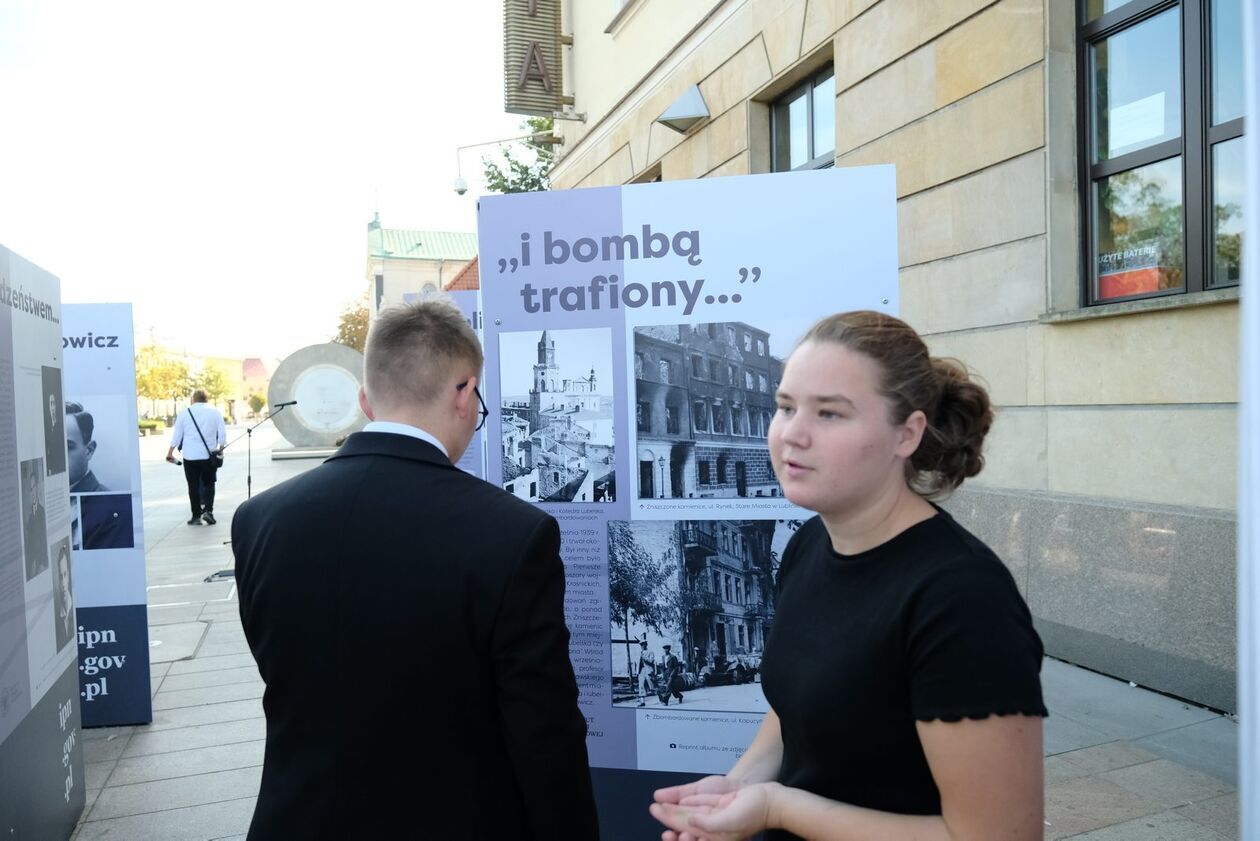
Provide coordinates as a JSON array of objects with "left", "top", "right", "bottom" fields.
[
  {"left": 364, "top": 214, "right": 477, "bottom": 315},
  {"left": 547, "top": 0, "right": 1244, "bottom": 711}
]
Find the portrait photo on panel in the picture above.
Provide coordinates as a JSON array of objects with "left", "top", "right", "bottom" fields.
[
  {"left": 499, "top": 328, "right": 616, "bottom": 504},
  {"left": 41, "top": 366, "right": 66, "bottom": 477},
  {"left": 78, "top": 494, "right": 135, "bottom": 551},
  {"left": 50, "top": 537, "right": 75, "bottom": 652},
  {"left": 65, "top": 395, "right": 132, "bottom": 494},
  {"left": 20, "top": 458, "right": 48, "bottom": 580},
  {"left": 70, "top": 496, "right": 81, "bottom": 551}
]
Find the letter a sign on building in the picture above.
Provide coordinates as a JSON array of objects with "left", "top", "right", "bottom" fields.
[{"left": 503, "top": 0, "right": 563, "bottom": 116}]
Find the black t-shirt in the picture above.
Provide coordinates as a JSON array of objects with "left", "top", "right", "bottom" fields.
[{"left": 760, "top": 510, "right": 1046, "bottom": 838}]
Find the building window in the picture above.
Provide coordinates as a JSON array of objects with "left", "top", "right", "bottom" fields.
[
  {"left": 756, "top": 338, "right": 766, "bottom": 356},
  {"left": 771, "top": 65, "right": 836, "bottom": 172},
  {"left": 758, "top": 373, "right": 768, "bottom": 393},
  {"left": 693, "top": 400, "right": 708, "bottom": 432},
  {"left": 1080, "top": 0, "right": 1244, "bottom": 303},
  {"left": 738, "top": 625, "right": 746, "bottom": 648},
  {"left": 707, "top": 323, "right": 719, "bottom": 339},
  {"left": 731, "top": 408, "right": 744, "bottom": 435},
  {"left": 666, "top": 405, "right": 680, "bottom": 434},
  {"left": 717, "top": 454, "right": 729, "bottom": 483},
  {"left": 691, "top": 354, "right": 706, "bottom": 378},
  {"left": 744, "top": 370, "right": 755, "bottom": 390},
  {"left": 659, "top": 359, "right": 671, "bottom": 384},
  {"left": 634, "top": 352, "right": 645, "bottom": 379},
  {"left": 637, "top": 401, "right": 650, "bottom": 433},
  {"left": 736, "top": 580, "right": 744, "bottom": 605},
  {"left": 713, "top": 402, "right": 727, "bottom": 433},
  {"left": 724, "top": 574, "right": 733, "bottom": 602},
  {"left": 726, "top": 326, "right": 737, "bottom": 345},
  {"left": 742, "top": 332, "right": 752, "bottom": 352},
  {"left": 728, "top": 363, "right": 737, "bottom": 385},
  {"left": 709, "top": 359, "right": 720, "bottom": 381},
  {"left": 699, "top": 460, "right": 711, "bottom": 484}
]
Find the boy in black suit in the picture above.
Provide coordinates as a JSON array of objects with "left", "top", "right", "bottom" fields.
[{"left": 232, "top": 300, "right": 597, "bottom": 840}]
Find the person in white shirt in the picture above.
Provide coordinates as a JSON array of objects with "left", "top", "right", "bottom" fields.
[{"left": 166, "top": 390, "right": 227, "bottom": 525}]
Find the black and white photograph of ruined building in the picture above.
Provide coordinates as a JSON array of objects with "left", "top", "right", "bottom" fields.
[
  {"left": 609, "top": 518, "right": 797, "bottom": 713},
  {"left": 499, "top": 328, "right": 616, "bottom": 503},
  {"left": 634, "top": 321, "right": 795, "bottom": 500}
]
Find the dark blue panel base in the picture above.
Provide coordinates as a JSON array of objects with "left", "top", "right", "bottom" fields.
[
  {"left": 0, "top": 664, "right": 86, "bottom": 839},
  {"left": 75, "top": 605, "right": 153, "bottom": 727}
]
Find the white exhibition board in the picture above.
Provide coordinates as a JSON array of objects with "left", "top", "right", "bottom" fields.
[
  {"left": 62, "top": 304, "right": 152, "bottom": 727},
  {"left": 0, "top": 243, "right": 85, "bottom": 837},
  {"left": 478, "top": 167, "right": 898, "bottom": 775}
]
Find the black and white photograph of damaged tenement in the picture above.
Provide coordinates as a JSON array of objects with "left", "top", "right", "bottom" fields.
[
  {"left": 634, "top": 321, "right": 790, "bottom": 500},
  {"left": 609, "top": 519, "right": 795, "bottom": 713},
  {"left": 499, "top": 328, "right": 616, "bottom": 503}
]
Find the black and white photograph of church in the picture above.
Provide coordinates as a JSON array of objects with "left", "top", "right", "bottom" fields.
[
  {"left": 499, "top": 328, "right": 616, "bottom": 503},
  {"left": 634, "top": 321, "right": 787, "bottom": 500}
]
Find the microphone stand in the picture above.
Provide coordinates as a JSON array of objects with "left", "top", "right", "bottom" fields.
[
  {"left": 223, "top": 403, "right": 293, "bottom": 499},
  {"left": 204, "top": 402, "right": 295, "bottom": 581}
]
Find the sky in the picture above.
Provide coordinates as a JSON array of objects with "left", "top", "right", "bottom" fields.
[
  {"left": 498, "top": 328, "right": 615, "bottom": 399},
  {"left": 0, "top": 0, "right": 527, "bottom": 362}
]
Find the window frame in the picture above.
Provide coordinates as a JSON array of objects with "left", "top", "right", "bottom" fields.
[
  {"left": 769, "top": 65, "right": 837, "bottom": 173},
  {"left": 1078, "top": 0, "right": 1244, "bottom": 306}
]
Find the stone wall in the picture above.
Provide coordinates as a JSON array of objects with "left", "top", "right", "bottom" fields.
[{"left": 548, "top": 0, "right": 1240, "bottom": 710}]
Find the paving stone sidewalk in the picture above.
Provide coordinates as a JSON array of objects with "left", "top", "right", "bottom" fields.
[{"left": 70, "top": 428, "right": 1238, "bottom": 840}]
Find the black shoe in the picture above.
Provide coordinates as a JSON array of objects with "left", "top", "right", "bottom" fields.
[
  {"left": 202, "top": 511, "right": 216, "bottom": 525},
  {"left": 637, "top": 701, "right": 646, "bottom": 707},
  {"left": 187, "top": 516, "right": 201, "bottom": 525}
]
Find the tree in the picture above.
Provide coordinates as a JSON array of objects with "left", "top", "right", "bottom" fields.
[
  {"left": 1099, "top": 166, "right": 1186, "bottom": 289},
  {"left": 135, "top": 345, "right": 191, "bottom": 416},
  {"left": 247, "top": 393, "right": 266, "bottom": 416},
  {"left": 192, "top": 365, "right": 231, "bottom": 404},
  {"left": 608, "top": 521, "right": 676, "bottom": 682},
  {"left": 333, "top": 294, "right": 369, "bottom": 353},
  {"left": 482, "top": 116, "right": 555, "bottom": 194},
  {"left": 503, "top": 455, "right": 526, "bottom": 482},
  {"left": 1215, "top": 199, "right": 1242, "bottom": 283}
]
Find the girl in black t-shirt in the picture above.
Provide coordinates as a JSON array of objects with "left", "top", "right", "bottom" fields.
[{"left": 650, "top": 311, "right": 1046, "bottom": 841}]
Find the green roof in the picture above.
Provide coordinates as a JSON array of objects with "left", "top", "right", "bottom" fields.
[{"left": 368, "top": 225, "right": 478, "bottom": 261}]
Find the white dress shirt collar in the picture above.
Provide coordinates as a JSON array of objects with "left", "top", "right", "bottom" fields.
[{"left": 361, "top": 421, "right": 448, "bottom": 459}]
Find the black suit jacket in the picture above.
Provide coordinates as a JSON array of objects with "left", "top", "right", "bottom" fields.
[
  {"left": 70, "top": 470, "right": 107, "bottom": 493},
  {"left": 232, "top": 432, "right": 598, "bottom": 840}
]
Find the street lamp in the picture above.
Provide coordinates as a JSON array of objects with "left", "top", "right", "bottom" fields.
[
  {"left": 658, "top": 456, "right": 667, "bottom": 500},
  {"left": 453, "top": 131, "right": 563, "bottom": 196}
]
